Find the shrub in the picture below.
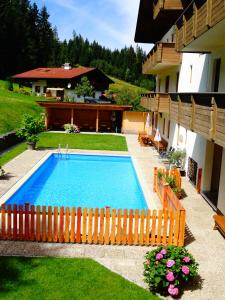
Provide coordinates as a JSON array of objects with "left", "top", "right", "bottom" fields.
[
  {"left": 63, "top": 123, "right": 80, "bottom": 133},
  {"left": 16, "top": 114, "right": 45, "bottom": 144},
  {"left": 144, "top": 246, "right": 198, "bottom": 297}
]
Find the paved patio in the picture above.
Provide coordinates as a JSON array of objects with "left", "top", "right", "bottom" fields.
[{"left": 0, "top": 134, "right": 225, "bottom": 299}]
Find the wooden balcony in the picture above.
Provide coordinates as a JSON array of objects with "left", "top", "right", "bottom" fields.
[
  {"left": 143, "top": 43, "right": 181, "bottom": 75},
  {"left": 176, "top": 0, "right": 225, "bottom": 52},
  {"left": 153, "top": 0, "right": 185, "bottom": 19},
  {"left": 169, "top": 93, "right": 225, "bottom": 148},
  {"left": 141, "top": 93, "right": 170, "bottom": 113}
]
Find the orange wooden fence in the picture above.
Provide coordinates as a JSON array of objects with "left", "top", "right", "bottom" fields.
[
  {"left": 0, "top": 203, "right": 185, "bottom": 246},
  {"left": 153, "top": 167, "right": 185, "bottom": 213}
]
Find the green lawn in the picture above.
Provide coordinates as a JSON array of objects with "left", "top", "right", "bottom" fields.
[
  {"left": 37, "top": 132, "right": 128, "bottom": 151},
  {"left": 0, "top": 143, "right": 27, "bottom": 166},
  {"left": 0, "top": 133, "right": 127, "bottom": 166},
  {"left": 0, "top": 89, "right": 44, "bottom": 135},
  {"left": 0, "top": 257, "right": 159, "bottom": 300}
]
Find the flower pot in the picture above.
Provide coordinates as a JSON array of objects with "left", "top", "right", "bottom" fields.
[{"left": 27, "top": 142, "right": 36, "bottom": 150}]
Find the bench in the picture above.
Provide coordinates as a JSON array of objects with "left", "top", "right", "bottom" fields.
[
  {"left": 213, "top": 215, "right": 225, "bottom": 237},
  {"left": 148, "top": 136, "right": 168, "bottom": 152}
]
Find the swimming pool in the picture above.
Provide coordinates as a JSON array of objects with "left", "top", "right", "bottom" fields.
[{"left": 5, "top": 154, "right": 147, "bottom": 210}]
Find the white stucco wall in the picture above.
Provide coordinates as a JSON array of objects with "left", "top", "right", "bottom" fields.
[
  {"left": 178, "top": 53, "right": 210, "bottom": 92},
  {"left": 32, "top": 80, "right": 47, "bottom": 95}
]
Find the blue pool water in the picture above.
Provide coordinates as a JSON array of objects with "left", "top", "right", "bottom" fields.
[{"left": 5, "top": 154, "right": 147, "bottom": 210}]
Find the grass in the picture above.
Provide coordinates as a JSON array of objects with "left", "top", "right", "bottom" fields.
[
  {"left": 109, "top": 76, "right": 149, "bottom": 94},
  {"left": 37, "top": 132, "right": 128, "bottom": 151},
  {"left": 0, "top": 143, "right": 27, "bottom": 166},
  {"left": 0, "top": 257, "right": 159, "bottom": 300},
  {"left": 0, "top": 133, "right": 127, "bottom": 166},
  {"left": 0, "top": 86, "right": 44, "bottom": 135}
]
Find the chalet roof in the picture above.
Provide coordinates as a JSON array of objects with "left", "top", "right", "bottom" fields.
[{"left": 12, "top": 67, "right": 113, "bottom": 82}]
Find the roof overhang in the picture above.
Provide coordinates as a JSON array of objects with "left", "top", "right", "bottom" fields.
[
  {"left": 36, "top": 101, "right": 132, "bottom": 111},
  {"left": 134, "top": 0, "right": 183, "bottom": 43}
]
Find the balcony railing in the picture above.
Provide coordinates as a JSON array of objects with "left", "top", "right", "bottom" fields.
[
  {"left": 170, "top": 93, "right": 225, "bottom": 148},
  {"left": 142, "top": 43, "right": 181, "bottom": 75},
  {"left": 141, "top": 93, "right": 170, "bottom": 113},
  {"left": 176, "top": 0, "right": 225, "bottom": 51},
  {"left": 153, "top": 0, "right": 184, "bottom": 19}
]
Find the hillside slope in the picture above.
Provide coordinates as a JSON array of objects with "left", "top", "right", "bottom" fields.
[
  {"left": 0, "top": 82, "right": 44, "bottom": 135},
  {"left": 109, "top": 77, "right": 149, "bottom": 95}
]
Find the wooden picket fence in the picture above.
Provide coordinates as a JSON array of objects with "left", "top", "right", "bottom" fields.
[
  {"left": 0, "top": 203, "right": 185, "bottom": 246},
  {"left": 153, "top": 167, "right": 185, "bottom": 212}
]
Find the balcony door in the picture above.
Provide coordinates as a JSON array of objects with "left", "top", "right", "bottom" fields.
[
  {"left": 165, "top": 76, "right": 170, "bottom": 93},
  {"left": 210, "top": 143, "right": 223, "bottom": 207}
]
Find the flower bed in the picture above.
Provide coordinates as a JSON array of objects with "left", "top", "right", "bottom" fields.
[{"left": 144, "top": 246, "right": 198, "bottom": 297}]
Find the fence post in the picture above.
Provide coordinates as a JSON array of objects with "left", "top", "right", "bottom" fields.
[
  {"left": 196, "top": 168, "right": 202, "bottom": 193},
  {"left": 153, "top": 167, "right": 158, "bottom": 192},
  {"left": 163, "top": 183, "right": 169, "bottom": 210},
  {"left": 178, "top": 210, "right": 186, "bottom": 246}
]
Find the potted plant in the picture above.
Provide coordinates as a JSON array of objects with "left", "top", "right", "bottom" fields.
[
  {"left": 16, "top": 114, "right": 44, "bottom": 150},
  {"left": 170, "top": 150, "right": 186, "bottom": 176},
  {"left": 173, "top": 187, "right": 183, "bottom": 199},
  {"left": 63, "top": 123, "right": 80, "bottom": 133},
  {"left": 0, "top": 166, "right": 6, "bottom": 179}
]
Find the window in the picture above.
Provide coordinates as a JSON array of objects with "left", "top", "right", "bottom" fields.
[
  {"left": 35, "top": 86, "right": 40, "bottom": 93},
  {"left": 163, "top": 118, "right": 166, "bottom": 135},
  {"left": 167, "top": 120, "right": 170, "bottom": 139},
  {"left": 165, "top": 76, "right": 170, "bottom": 93},
  {"left": 176, "top": 72, "right": 179, "bottom": 92},
  {"left": 43, "top": 86, "right": 47, "bottom": 93},
  {"left": 171, "top": 34, "right": 174, "bottom": 42},
  {"left": 158, "top": 79, "right": 161, "bottom": 92}
]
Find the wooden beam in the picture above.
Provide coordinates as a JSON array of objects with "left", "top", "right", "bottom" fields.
[
  {"left": 71, "top": 108, "right": 74, "bottom": 125},
  {"left": 96, "top": 110, "right": 99, "bottom": 132}
]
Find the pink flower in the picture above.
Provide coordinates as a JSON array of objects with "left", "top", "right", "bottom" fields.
[
  {"left": 156, "top": 253, "right": 163, "bottom": 260},
  {"left": 166, "top": 259, "right": 175, "bottom": 268},
  {"left": 166, "top": 271, "right": 175, "bottom": 282},
  {"left": 168, "top": 284, "right": 179, "bottom": 296},
  {"left": 182, "top": 265, "right": 190, "bottom": 275},
  {"left": 183, "top": 256, "right": 190, "bottom": 263},
  {"left": 160, "top": 248, "right": 167, "bottom": 255},
  {"left": 145, "top": 260, "right": 150, "bottom": 265}
]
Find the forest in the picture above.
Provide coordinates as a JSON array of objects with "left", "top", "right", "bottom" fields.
[{"left": 0, "top": 0, "right": 154, "bottom": 90}]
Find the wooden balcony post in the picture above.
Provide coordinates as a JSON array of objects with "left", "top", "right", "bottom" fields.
[
  {"left": 193, "top": 2, "right": 197, "bottom": 38},
  {"left": 182, "top": 15, "right": 186, "bottom": 46},
  {"left": 157, "top": 43, "right": 163, "bottom": 63},
  {"left": 71, "top": 108, "right": 74, "bottom": 125},
  {"left": 209, "top": 97, "right": 217, "bottom": 140},
  {"left": 207, "top": 0, "right": 212, "bottom": 27},
  {"left": 96, "top": 109, "right": 99, "bottom": 132},
  {"left": 191, "top": 96, "right": 196, "bottom": 130},
  {"left": 178, "top": 95, "right": 181, "bottom": 124}
]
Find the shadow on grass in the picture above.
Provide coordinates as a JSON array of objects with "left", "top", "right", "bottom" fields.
[{"left": 0, "top": 257, "right": 37, "bottom": 293}]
